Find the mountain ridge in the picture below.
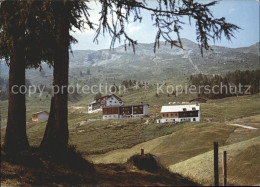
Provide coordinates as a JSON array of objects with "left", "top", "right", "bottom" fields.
[
  {"left": 1, "top": 39, "right": 259, "bottom": 83},
  {"left": 69, "top": 38, "right": 260, "bottom": 78}
]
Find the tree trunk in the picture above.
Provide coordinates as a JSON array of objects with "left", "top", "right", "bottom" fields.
[
  {"left": 4, "top": 37, "right": 29, "bottom": 151},
  {"left": 39, "top": 97, "right": 55, "bottom": 148},
  {"left": 40, "top": 3, "right": 70, "bottom": 152}
]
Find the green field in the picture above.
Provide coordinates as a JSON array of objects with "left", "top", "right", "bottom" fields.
[{"left": 1, "top": 86, "right": 260, "bottom": 186}]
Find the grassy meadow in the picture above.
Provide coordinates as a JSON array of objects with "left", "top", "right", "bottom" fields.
[{"left": 1, "top": 78, "right": 260, "bottom": 186}]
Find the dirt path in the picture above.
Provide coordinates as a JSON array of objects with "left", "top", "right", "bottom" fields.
[
  {"left": 229, "top": 123, "right": 258, "bottom": 130},
  {"left": 187, "top": 51, "right": 200, "bottom": 73}
]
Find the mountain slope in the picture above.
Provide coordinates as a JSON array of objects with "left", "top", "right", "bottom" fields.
[
  {"left": 1, "top": 39, "right": 259, "bottom": 83},
  {"left": 69, "top": 39, "right": 260, "bottom": 80},
  {"left": 169, "top": 136, "right": 260, "bottom": 186}
]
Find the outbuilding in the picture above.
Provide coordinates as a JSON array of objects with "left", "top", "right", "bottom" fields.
[
  {"left": 189, "top": 97, "right": 207, "bottom": 103},
  {"left": 31, "top": 111, "right": 49, "bottom": 122}
]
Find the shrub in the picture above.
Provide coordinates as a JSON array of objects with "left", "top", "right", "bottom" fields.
[{"left": 127, "top": 153, "right": 161, "bottom": 173}]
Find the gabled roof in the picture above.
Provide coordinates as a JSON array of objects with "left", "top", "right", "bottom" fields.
[
  {"left": 89, "top": 100, "right": 97, "bottom": 105},
  {"left": 32, "top": 111, "right": 49, "bottom": 115},
  {"left": 160, "top": 105, "right": 199, "bottom": 113},
  {"left": 189, "top": 97, "right": 207, "bottom": 102},
  {"left": 92, "top": 94, "right": 123, "bottom": 103},
  {"left": 109, "top": 94, "right": 123, "bottom": 102}
]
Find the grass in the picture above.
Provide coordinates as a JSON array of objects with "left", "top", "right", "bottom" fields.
[
  {"left": 85, "top": 114, "right": 260, "bottom": 186},
  {"left": 1, "top": 86, "right": 260, "bottom": 186},
  {"left": 201, "top": 93, "right": 260, "bottom": 121},
  {"left": 169, "top": 136, "right": 260, "bottom": 186},
  {"left": 26, "top": 118, "right": 195, "bottom": 155},
  {"left": 1, "top": 147, "right": 198, "bottom": 186},
  {"left": 2, "top": 93, "right": 260, "bottom": 158},
  {"left": 225, "top": 115, "right": 260, "bottom": 145},
  {"left": 86, "top": 121, "right": 237, "bottom": 165},
  {"left": 227, "top": 143, "right": 260, "bottom": 185},
  {"left": 167, "top": 114, "right": 260, "bottom": 186}
]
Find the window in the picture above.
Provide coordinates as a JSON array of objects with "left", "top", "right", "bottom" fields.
[
  {"left": 171, "top": 113, "right": 176, "bottom": 117},
  {"left": 193, "top": 118, "right": 196, "bottom": 121},
  {"left": 192, "top": 107, "right": 196, "bottom": 111},
  {"left": 183, "top": 108, "right": 187, "bottom": 111},
  {"left": 163, "top": 113, "right": 168, "bottom": 117}
]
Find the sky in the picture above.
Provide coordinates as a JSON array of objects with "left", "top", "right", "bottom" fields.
[{"left": 71, "top": 0, "right": 260, "bottom": 51}]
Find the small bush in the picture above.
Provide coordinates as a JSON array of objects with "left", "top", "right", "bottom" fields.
[{"left": 127, "top": 153, "right": 161, "bottom": 173}]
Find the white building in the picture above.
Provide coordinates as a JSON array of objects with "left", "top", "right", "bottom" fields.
[
  {"left": 88, "top": 94, "right": 124, "bottom": 113},
  {"left": 31, "top": 111, "right": 49, "bottom": 122},
  {"left": 156, "top": 104, "right": 200, "bottom": 124}
]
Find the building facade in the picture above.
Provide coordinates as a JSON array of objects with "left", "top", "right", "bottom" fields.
[
  {"left": 88, "top": 94, "right": 124, "bottom": 113},
  {"left": 31, "top": 111, "right": 49, "bottom": 122},
  {"left": 156, "top": 104, "right": 200, "bottom": 123},
  {"left": 102, "top": 104, "right": 149, "bottom": 119}
]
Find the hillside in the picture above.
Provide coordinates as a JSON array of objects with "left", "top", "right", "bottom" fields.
[
  {"left": 169, "top": 136, "right": 260, "bottom": 186},
  {"left": 1, "top": 93, "right": 259, "bottom": 185},
  {"left": 1, "top": 39, "right": 259, "bottom": 186},
  {"left": 68, "top": 39, "right": 260, "bottom": 81},
  {"left": 1, "top": 148, "right": 198, "bottom": 186},
  {"left": 1, "top": 39, "right": 259, "bottom": 85},
  {"left": 84, "top": 114, "right": 260, "bottom": 186}
]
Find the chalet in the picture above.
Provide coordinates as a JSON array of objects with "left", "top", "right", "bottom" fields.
[
  {"left": 189, "top": 97, "right": 207, "bottom": 103},
  {"left": 88, "top": 94, "right": 124, "bottom": 113},
  {"left": 31, "top": 111, "right": 49, "bottom": 122},
  {"left": 102, "top": 104, "right": 149, "bottom": 119},
  {"left": 156, "top": 104, "right": 200, "bottom": 123}
]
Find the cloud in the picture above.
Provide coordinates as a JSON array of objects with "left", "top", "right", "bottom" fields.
[
  {"left": 127, "top": 24, "right": 142, "bottom": 34},
  {"left": 71, "top": 1, "right": 101, "bottom": 35},
  {"left": 228, "top": 7, "right": 235, "bottom": 14}
]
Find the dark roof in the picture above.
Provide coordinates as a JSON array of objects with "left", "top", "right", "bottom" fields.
[
  {"left": 189, "top": 97, "right": 207, "bottom": 102},
  {"left": 32, "top": 111, "right": 49, "bottom": 115}
]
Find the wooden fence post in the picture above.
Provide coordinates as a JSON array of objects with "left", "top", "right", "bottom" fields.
[
  {"left": 214, "top": 142, "right": 219, "bottom": 186},
  {"left": 141, "top": 148, "right": 144, "bottom": 155},
  {"left": 223, "top": 151, "right": 227, "bottom": 186}
]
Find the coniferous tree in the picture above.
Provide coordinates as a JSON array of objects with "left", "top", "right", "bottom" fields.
[
  {"left": 0, "top": 1, "right": 55, "bottom": 151},
  {"left": 40, "top": 1, "right": 94, "bottom": 151},
  {"left": 1, "top": 0, "right": 240, "bottom": 153}
]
